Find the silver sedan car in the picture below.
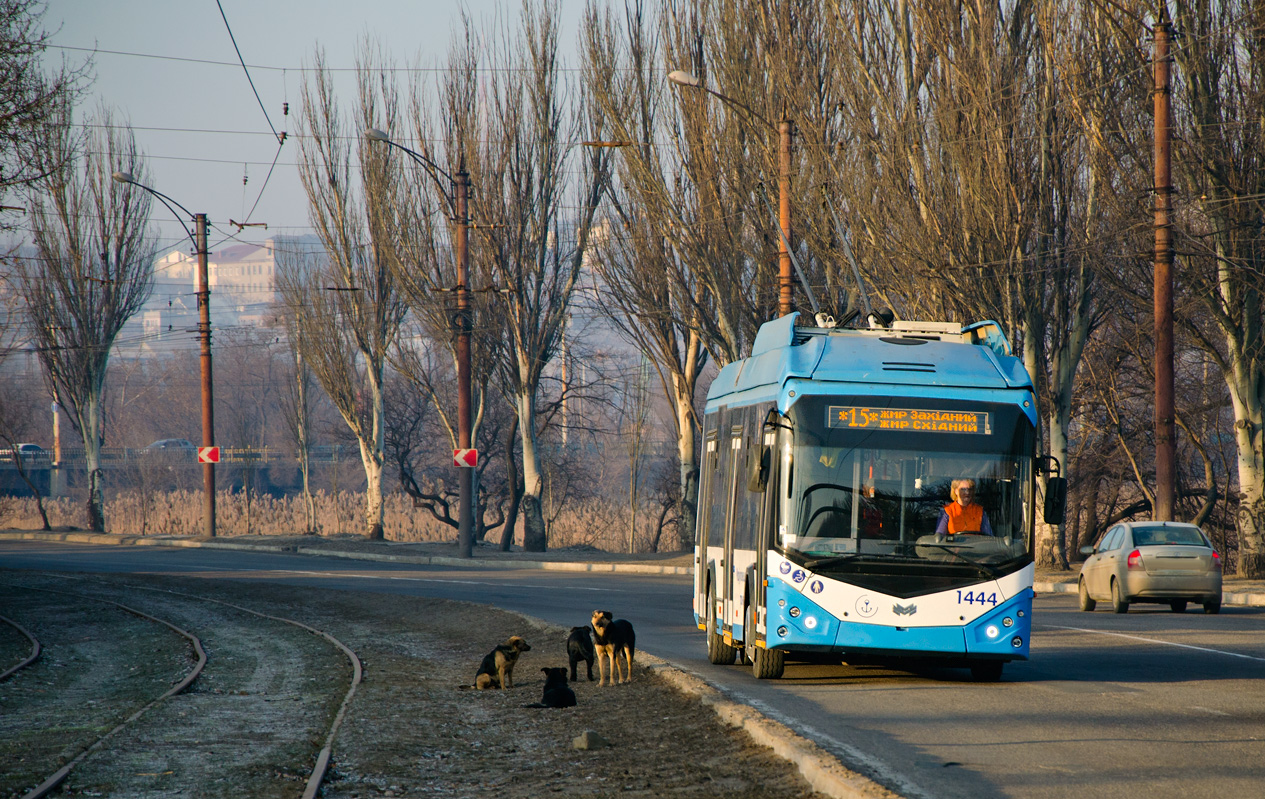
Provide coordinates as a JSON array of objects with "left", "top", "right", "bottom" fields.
[{"left": 1078, "top": 521, "right": 1222, "bottom": 614}]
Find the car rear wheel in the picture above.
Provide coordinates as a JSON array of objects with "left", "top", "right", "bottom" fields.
[
  {"left": 1111, "top": 579, "right": 1129, "bottom": 614},
  {"left": 970, "top": 660, "right": 1004, "bottom": 682},
  {"left": 1204, "top": 599, "right": 1221, "bottom": 615},
  {"left": 1078, "top": 578, "right": 1096, "bottom": 611},
  {"left": 1169, "top": 600, "right": 1187, "bottom": 613},
  {"left": 706, "top": 587, "right": 737, "bottom": 665}
]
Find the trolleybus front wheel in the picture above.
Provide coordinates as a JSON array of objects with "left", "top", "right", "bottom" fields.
[
  {"left": 744, "top": 603, "right": 785, "bottom": 679},
  {"left": 706, "top": 589, "right": 736, "bottom": 665}
]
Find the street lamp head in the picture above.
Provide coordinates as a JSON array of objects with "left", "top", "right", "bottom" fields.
[
  {"left": 667, "top": 70, "right": 701, "bottom": 88},
  {"left": 365, "top": 128, "right": 391, "bottom": 142},
  {"left": 111, "top": 171, "right": 136, "bottom": 185}
]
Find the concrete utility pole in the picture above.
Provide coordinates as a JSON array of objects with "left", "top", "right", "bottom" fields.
[
  {"left": 195, "top": 213, "right": 217, "bottom": 537},
  {"left": 1154, "top": 19, "right": 1176, "bottom": 522}
]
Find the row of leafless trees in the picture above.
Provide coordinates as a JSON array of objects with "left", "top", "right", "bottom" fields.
[{"left": 3, "top": 0, "right": 1263, "bottom": 573}]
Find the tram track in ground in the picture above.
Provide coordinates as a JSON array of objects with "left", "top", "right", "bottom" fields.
[{"left": 0, "top": 573, "right": 361, "bottom": 799}]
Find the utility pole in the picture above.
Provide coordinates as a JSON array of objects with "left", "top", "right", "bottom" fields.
[
  {"left": 455, "top": 167, "right": 474, "bottom": 557},
  {"left": 778, "top": 115, "right": 793, "bottom": 317},
  {"left": 1153, "top": 18, "right": 1176, "bottom": 522},
  {"left": 196, "top": 213, "right": 218, "bottom": 537}
]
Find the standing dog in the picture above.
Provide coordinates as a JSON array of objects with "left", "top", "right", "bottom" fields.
[
  {"left": 567, "top": 626, "right": 595, "bottom": 682},
  {"left": 473, "top": 636, "right": 532, "bottom": 689},
  {"left": 590, "top": 610, "right": 636, "bottom": 686},
  {"left": 524, "top": 667, "right": 577, "bottom": 708}
]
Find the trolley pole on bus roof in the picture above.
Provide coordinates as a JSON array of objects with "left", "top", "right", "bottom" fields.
[
  {"left": 1153, "top": 18, "right": 1176, "bottom": 522},
  {"left": 668, "top": 70, "right": 795, "bottom": 317}
]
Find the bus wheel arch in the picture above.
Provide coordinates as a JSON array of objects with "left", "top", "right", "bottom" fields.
[{"left": 744, "top": 601, "right": 785, "bottom": 679}]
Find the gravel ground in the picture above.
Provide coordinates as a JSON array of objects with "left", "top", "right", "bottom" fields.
[{"left": 0, "top": 572, "right": 833, "bottom": 799}]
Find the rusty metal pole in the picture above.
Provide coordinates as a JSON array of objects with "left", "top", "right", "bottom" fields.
[
  {"left": 1154, "top": 21, "right": 1176, "bottom": 522},
  {"left": 455, "top": 169, "right": 474, "bottom": 557},
  {"left": 195, "top": 213, "right": 217, "bottom": 537},
  {"left": 777, "top": 116, "right": 794, "bottom": 317}
]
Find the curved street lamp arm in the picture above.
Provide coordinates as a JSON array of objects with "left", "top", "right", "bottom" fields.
[
  {"left": 112, "top": 172, "right": 197, "bottom": 246},
  {"left": 365, "top": 130, "right": 457, "bottom": 211}
]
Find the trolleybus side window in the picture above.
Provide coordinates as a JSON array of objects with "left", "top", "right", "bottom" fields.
[{"left": 697, "top": 427, "right": 719, "bottom": 549}]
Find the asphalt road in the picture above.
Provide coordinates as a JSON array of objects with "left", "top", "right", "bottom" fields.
[{"left": 2, "top": 540, "right": 1263, "bottom": 799}]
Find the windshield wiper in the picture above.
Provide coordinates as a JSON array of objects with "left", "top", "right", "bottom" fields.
[
  {"left": 801, "top": 553, "right": 864, "bottom": 570},
  {"left": 916, "top": 543, "right": 1001, "bottom": 579}
]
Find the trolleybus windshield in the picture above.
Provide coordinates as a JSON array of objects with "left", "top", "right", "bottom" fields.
[{"left": 781, "top": 396, "right": 1034, "bottom": 571}]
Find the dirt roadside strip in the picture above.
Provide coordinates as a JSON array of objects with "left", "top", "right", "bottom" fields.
[{"left": 3, "top": 530, "right": 1264, "bottom": 799}]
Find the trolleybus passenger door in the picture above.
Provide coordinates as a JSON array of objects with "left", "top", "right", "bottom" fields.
[
  {"left": 694, "top": 427, "right": 718, "bottom": 623},
  {"left": 751, "top": 418, "right": 778, "bottom": 645},
  {"left": 722, "top": 422, "right": 744, "bottom": 636}
]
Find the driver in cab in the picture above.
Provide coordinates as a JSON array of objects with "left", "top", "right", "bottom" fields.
[{"left": 936, "top": 478, "right": 993, "bottom": 537}]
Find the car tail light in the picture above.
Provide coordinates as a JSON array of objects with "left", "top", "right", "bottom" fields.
[
  {"left": 1212, "top": 551, "right": 1222, "bottom": 571},
  {"left": 1127, "top": 549, "right": 1143, "bottom": 570}
]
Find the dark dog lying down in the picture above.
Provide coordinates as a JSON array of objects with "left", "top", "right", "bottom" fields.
[
  {"left": 567, "top": 625, "right": 595, "bottom": 682},
  {"left": 473, "top": 635, "right": 531, "bottom": 690},
  {"left": 590, "top": 610, "right": 635, "bottom": 686},
  {"left": 524, "top": 667, "right": 577, "bottom": 708}
]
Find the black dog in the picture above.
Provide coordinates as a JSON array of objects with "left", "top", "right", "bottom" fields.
[
  {"left": 524, "top": 667, "right": 577, "bottom": 708},
  {"left": 567, "top": 626, "right": 595, "bottom": 682}
]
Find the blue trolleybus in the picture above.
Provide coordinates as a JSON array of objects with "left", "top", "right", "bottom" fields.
[{"left": 692, "top": 313, "right": 1065, "bottom": 681}]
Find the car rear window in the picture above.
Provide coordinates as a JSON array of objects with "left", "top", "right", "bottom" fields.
[{"left": 1131, "top": 526, "right": 1207, "bottom": 547}]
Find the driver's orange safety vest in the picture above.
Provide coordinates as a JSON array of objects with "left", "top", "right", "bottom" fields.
[{"left": 943, "top": 502, "right": 984, "bottom": 534}]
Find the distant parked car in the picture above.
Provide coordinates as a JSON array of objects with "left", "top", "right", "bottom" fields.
[
  {"left": 143, "top": 439, "right": 196, "bottom": 461},
  {"left": 0, "top": 443, "right": 47, "bottom": 463},
  {"left": 1078, "top": 521, "right": 1222, "bottom": 614}
]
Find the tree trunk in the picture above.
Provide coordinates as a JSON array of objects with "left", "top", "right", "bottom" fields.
[
  {"left": 676, "top": 395, "right": 699, "bottom": 553},
  {"left": 81, "top": 396, "right": 106, "bottom": 532},
  {"left": 360, "top": 440, "right": 385, "bottom": 540},
  {"left": 517, "top": 390, "right": 547, "bottom": 552},
  {"left": 500, "top": 414, "right": 521, "bottom": 551}
]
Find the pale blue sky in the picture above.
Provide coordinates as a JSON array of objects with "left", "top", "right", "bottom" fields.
[{"left": 45, "top": 1, "right": 590, "bottom": 251}]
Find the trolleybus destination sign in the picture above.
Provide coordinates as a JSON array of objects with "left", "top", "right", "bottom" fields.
[{"left": 827, "top": 406, "right": 992, "bottom": 435}]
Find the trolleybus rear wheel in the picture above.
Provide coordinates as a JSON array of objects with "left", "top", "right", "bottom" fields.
[
  {"left": 745, "top": 603, "right": 784, "bottom": 679},
  {"left": 706, "top": 588, "right": 736, "bottom": 665}
]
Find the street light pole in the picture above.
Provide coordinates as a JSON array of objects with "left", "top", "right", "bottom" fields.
[
  {"left": 1153, "top": 19, "right": 1175, "bottom": 522},
  {"left": 365, "top": 130, "right": 475, "bottom": 557},
  {"left": 668, "top": 70, "right": 795, "bottom": 317},
  {"left": 454, "top": 167, "right": 474, "bottom": 556},
  {"left": 111, "top": 171, "right": 217, "bottom": 537}
]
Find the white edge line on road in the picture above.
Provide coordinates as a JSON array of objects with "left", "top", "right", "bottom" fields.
[{"left": 1043, "top": 624, "right": 1265, "bottom": 662}]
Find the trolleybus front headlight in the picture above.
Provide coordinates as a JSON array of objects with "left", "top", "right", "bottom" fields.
[
  {"left": 777, "top": 626, "right": 788, "bottom": 637},
  {"left": 803, "top": 616, "right": 818, "bottom": 630},
  {"left": 1002, "top": 617, "right": 1013, "bottom": 628},
  {"left": 1011, "top": 636, "right": 1023, "bottom": 648},
  {"left": 788, "top": 606, "right": 801, "bottom": 618},
  {"left": 985, "top": 624, "right": 1000, "bottom": 639}
]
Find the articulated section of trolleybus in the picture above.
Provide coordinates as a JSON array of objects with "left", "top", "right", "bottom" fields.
[{"left": 763, "top": 551, "right": 1034, "bottom": 660}]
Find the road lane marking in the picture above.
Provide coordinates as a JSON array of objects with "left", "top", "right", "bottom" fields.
[{"left": 1043, "top": 625, "right": 1265, "bottom": 662}]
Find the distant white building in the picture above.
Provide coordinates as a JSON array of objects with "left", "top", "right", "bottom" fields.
[{"left": 120, "top": 234, "right": 322, "bottom": 355}]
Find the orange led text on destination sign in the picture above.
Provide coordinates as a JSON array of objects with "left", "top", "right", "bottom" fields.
[{"left": 827, "top": 406, "right": 992, "bottom": 435}]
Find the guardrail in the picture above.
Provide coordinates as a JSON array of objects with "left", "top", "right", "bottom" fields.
[{"left": 1, "top": 445, "right": 360, "bottom": 468}]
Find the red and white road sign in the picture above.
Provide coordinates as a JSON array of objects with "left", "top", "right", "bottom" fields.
[
  {"left": 198, "top": 446, "right": 221, "bottom": 464},
  {"left": 453, "top": 449, "right": 478, "bottom": 468}
]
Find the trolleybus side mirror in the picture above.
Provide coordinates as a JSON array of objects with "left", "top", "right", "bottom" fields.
[{"left": 1044, "top": 477, "right": 1068, "bottom": 525}]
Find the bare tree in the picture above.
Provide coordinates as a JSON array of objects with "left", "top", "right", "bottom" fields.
[
  {"left": 14, "top": 103, "right": 154, "bottom": 531},
  {"left": 277, "top": 311, "right": 319, "bottom": 534},
  {"left": 278, "top": 46, "right": 407, "bottom": 540},
  {"left": 1170, "top": 0, "right": 1265, "bottom": 576},
  {"left": 0, "top": 0, "right": 85, "bottom": 216},
  {"left": 474, "top": 0, "right": 613, "bottom": 551}
]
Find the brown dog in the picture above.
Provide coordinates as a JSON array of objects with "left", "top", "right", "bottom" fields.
[
  {"left": 473, "top": 636, "right": 532, "bottom": 689},
  {"left": 590, "top": 610, "right": 635, "bottom": 686}
]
